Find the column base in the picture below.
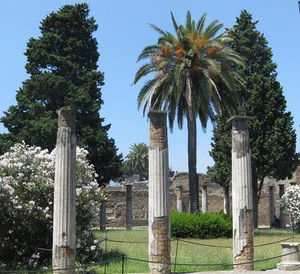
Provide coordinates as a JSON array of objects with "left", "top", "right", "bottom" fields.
[{"left": 277, "top": 262, "right": 300, "bottom": 271}]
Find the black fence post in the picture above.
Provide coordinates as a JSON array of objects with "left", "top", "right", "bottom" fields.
[
  {"left": 173, "top": 238, "right": 179, "bottom": 273},
  {"left": 104, "top": 236, "right": 108, "bottom": 274},
  {"left": 121, "top": 254, "right": 125, "bottom": 274}
]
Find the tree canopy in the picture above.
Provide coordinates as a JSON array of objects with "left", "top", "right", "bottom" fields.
[
  {"left": 208, "top": 10, "right": 298, "bottom": 225},
  {"left": 0, "top": 3, "right": 122, "bottom": 185}
]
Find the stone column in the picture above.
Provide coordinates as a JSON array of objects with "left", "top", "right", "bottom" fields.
[
  {"left": 269, "top": 185, "right": 275, "bottom": 228},
  {"left": 100, "top": 199, "right": 107, "bottom": 232},
  {"left": 201, "top": 184, "right": 208, "bottom": 213},
  {"left": 277, "top": 243, "right": 300, "bottom": 270},
  {"left": 228, "top": 115, "right": 254, "bottom": 271},
  {"left": 279, "top": 184, "right": 286, "bottom": 228},
  {"left": 175, "top": 185, "right": 184, "bottom": 212},
  {"left": 52, "top": 107, "right": 76, "bottom": 273},
  {"left": 223, "top": 186, "right": 230, "bottom": 215},
  {"left": 148, "top": 111, "right": 171, "bottom": 274},
  {"left": 126, "top": 184, "right": 133, "bottom": 230}
]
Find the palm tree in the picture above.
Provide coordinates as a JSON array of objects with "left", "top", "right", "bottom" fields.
[
  {"left": 126, "top": 142, "right": 148, "bottom": 180},
  {"left": 133, "top": 11, "right": 245, "bottom": 213}
]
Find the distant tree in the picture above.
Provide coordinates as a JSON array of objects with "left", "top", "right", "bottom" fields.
[
  {"left": 133, "top": 11, "right": 245, "bottom": 213},
  {"left": 126, "top": 142, "right": 149, "bottom": 180},
  {"left": 0, "top": 3, "right": 122, "bottom": 185},
  {"left": 209, "top": 10, "right": 298, "bottom": 226},
  {"left": 0, "top": 134, "right": 14, "bottom": 155},
  {"left": 115, "top": 142, "right": 148, "bottom": 182}
]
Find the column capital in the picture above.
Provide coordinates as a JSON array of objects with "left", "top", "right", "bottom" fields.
[
  {"left": 57, "top": 106, "right": 76, "bottom": 131},
  {"left": 227, "top": 115, "right": 255, "bottom": 124},
  {"left": 148, "top": 110, "right": 167, "bottom": 119},
  {"left": 175, "top": 185, "right": 183, "bottom": 191},
  {"left": 149, "top": 110, "right": 167, "bottom": 150}
]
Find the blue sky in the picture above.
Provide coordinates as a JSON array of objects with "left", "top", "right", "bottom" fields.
[{"left": 0, "top": 0, "right": 299, "bottom": 174}]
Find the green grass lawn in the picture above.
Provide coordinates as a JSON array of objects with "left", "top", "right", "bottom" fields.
[{"left": 90, "top": 228, "right": 299, "bottom": 273}]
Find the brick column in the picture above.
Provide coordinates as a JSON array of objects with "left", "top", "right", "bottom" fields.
[
  {"left": 126, "top": 184, "right": 133, "bottom": 230},
  {"left": 52, "top": 107, "right": 76, "bottom": 273},
  {"left": 100, "top": 199, "right": 106, "bottom": 231},
  {"left": 201, "top": 184, "right": 208, "bottom": 213},
  {"left": 175, "top": 185, "right": 184, "bottom": 212},
  {"left": 148, "top": 111, "right": 171, "bottom": 274},
  {"left": 279, "top": 184, "right": 286, "bottom": 228},
  {"left": 228, "top": 115, "right": 254, "bottom": 271}
]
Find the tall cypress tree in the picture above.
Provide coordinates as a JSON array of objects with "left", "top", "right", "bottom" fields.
[
  {"left": 207, "top": 117, "right": 231, "bottom": 214},
  {"left": 208, "top": 10, "right": 297, "bottom": 226},
  {"left": 0, "top": 3, "right": 122, "bottom": 185},
  {"left": 207, "top": 117, "right": 231, "bottom": 189}
]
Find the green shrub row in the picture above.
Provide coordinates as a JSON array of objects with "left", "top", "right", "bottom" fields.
[{"left": 170, "top": 211, "right": 232, "bottom": 239}]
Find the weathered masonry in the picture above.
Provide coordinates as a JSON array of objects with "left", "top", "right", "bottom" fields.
[
  {"left": 101, "top": 168, "right": 299, "bottom": 228},
  {"left": 52, "top": 107, "right": 76, "bottom": 273}
]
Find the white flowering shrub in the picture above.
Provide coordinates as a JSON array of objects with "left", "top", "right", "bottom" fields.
[
  {"left": 281, "top": 185, "right": 300, "bottom": 231},
  {"left": 0, "top": 142, "right": 104, "bottom": 269}
]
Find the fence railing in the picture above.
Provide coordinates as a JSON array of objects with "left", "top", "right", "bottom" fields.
[{"left": 2, "top": 234, "right": 300, "bottom": 273}]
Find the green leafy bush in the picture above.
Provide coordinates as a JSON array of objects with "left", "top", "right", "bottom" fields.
[{"left": 171, "top": 211, "right": 232, "bottom": 239}]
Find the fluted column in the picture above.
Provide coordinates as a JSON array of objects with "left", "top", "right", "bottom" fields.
[
  {"left": 228, "top": 115, "right": 254, "bottom": 271},
  {"left": 223, "top": 186, "right": 230, "bottom": 215},
  {"left": 175, "top": 185, "right": 184, "bottom": 212},
  {"left": 279, "top": 184, "right": 286, "bottom": 228},
  {"left": 148, "top": 111, "right": 171, "bottom": 274},
  {"left": 201, "top": 185, "right": 208, "bottom": 213},
  {"left": 126, "top": 184, "right": 133, "bottom": 230},
  {"left": 100, "top": 199, "right": 107, "bottom": 232},
  {"left": 269, "top": 185, "right": 275, "bottom": 228},
  {"left": 52, "top": 107, "right": 76, "bottom": 273}
]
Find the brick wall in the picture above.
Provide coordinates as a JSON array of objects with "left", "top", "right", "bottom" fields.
[{"left": 101, "top": 168, "right": 299, "bottom": 228}]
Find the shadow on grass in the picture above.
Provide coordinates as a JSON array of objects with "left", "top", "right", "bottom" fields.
[
  {"left": 76, "top": 249, "right": 125, "bottom": 274},
  {"left": 254, "top": 228, "right": 295, "bottom": 237}
]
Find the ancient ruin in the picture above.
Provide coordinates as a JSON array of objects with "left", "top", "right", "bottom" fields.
[
  {"left": 228, "top": 115, "right": 254, "bottom": 271},
  {"left": 52, "top": 107, "right": 76, "bottom": 273},
  {"left": 148, "top": 111, "right": 171, "bottom": 274}
]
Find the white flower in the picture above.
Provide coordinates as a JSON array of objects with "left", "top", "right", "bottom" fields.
[{"left": 90, "top": 245, "right": 96, "bottom": 251}]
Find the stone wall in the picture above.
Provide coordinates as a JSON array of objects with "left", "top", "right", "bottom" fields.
[{"left": 102, "top": 167, "right": 300, "bottom": 228}]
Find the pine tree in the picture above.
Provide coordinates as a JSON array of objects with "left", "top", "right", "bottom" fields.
[
  {"left": 0, "top": 3, "right": 122, "bottom": 185},
  {"left": 208, "top": 10, "right": 298, "bottom": 226}
]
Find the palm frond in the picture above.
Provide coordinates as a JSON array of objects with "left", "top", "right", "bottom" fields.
[
  {"left": 196, "top": 13, "right": 207, "bottom": 34},
  {"left": 136, "top": 45, "right": 159, "bottom": 62},
  {"left": 133, "top": 63, "right": 155, "bottom": 85},
  {"left": 186, "top": 10, "right": 192, "bottom": 31},
  {"left": 170, "top": 12, "right": 179, "bottom": 32},
  {"left": 137, "top": 78, "right": 158, "bottom": 108},
  {"left": 148, "top": 23, "right": 167, "bottom": 36},
  {"left": 203, "top": 20, "right": 223, "bottom": 38}
]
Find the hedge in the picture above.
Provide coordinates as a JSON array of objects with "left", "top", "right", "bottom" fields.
[{"left": 171, "top": 211, "right": 232, "bottom": 239}]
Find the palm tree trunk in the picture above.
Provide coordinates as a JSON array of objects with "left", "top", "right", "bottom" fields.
[{"left": 185, "top": 71, "right": 199, "bottom": 213}]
